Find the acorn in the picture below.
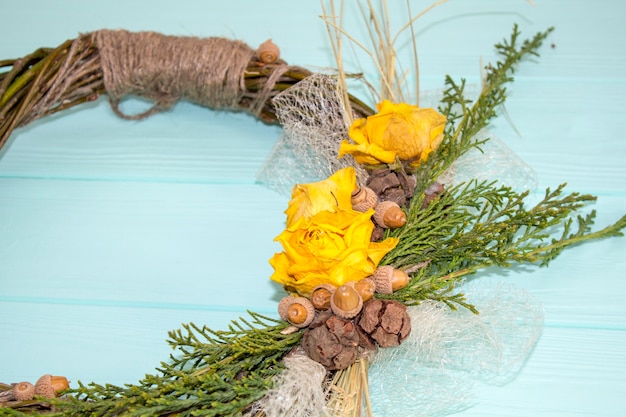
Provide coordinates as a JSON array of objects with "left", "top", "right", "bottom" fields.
[
  {"left": 34, "top": 374, "right": 69, "bottom": 398},
  {"left": 373, "top": 201, "right": 406, "bottom": 228},
  {"left": 278, "top": 296, "right": 315, "bottom": 328},
  {"left": 373, "top": 266, "right": 409, "bottom": 294},
  {"left": 330, "top": 285, "right": 363, "bottom": 319},
  {"left": 12, "top": 381, "right": 35, "bottom": 401},
  {"left": 310, "top": 284, "right": 336, "bottom": 310},
  {"left": 349, "top": 278, "right": 376, "bottom": 302},
  {"left": 257, "top": 39, "right": 280, "bottom": 64},
  {"left": 351, "top": 187, "right": 378, "bottom": 212}
]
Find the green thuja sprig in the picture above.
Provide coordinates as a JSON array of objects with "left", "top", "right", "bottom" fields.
[
  {"left": 412, "top": 25, "right": 554, "bottom": 193},
  {"left": 376, "top": 24, "right": 614, "bottom": 311},
  {"left": 380, "top": 179, "right": 626, "bottom": 310},
  {"left": 38, "top": 312, "right": 301, "bottom": 417}
]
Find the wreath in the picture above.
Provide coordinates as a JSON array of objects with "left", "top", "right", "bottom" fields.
[{"left": 1, "top": 2, "right": 625, "bottom": 416}]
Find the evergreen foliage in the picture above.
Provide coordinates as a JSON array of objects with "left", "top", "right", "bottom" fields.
[{"left": 380, "top": 25, "right": 625, "bottom": 311}]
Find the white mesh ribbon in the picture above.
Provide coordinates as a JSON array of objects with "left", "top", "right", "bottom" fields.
[
  {"left": 256, "top": 73, "right": 364, "bottom": 195},
  {"left": 368, "top": 281, "right": 544, "bottom": 417},
  {"left": 249, "top": 352, "right": 329, "bottom": 417},
  {"left": 257, "top": 81, "right": 537, "bottom": 195},
  {"left": 439, "top": 130, "right": 538, "bottom": 192},
  {"left": 422, "top": 86, "right": 538, "bottom": 192}
]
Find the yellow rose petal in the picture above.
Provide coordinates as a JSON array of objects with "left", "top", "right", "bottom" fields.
[
  {"left": 338, "top": 140, "right": 397, "bottom": 165},
  {"left": 270, "top": 208, "right": 396, "bottom": 296},
  {"left": 367, "top": 237, "right": 399, "bottom": 265},
  {"left": 339, "top": 100, "right": 447, "bottom": 167},
  {"left": 284, "top": 167, "right": 357, "bottom": 226}
]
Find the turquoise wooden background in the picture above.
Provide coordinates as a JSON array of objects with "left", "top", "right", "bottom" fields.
[{"left": 1, "top": 1, "right": 625, "bottom": 415}]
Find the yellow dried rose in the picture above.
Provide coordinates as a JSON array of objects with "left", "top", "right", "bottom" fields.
[
  {"left": 270, "top": 208, "right": 398, "bottom": 297},
  {"left": 284, "top": 166, "right": 356, "bottom": 227},
  {"left": 338, "top": 100, "right": 446, "bottom": 166}
]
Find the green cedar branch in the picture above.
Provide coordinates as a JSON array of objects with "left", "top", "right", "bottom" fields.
[
  {"left": 33, "top": 312, "right": 302, "bottom": 417},
  {"left": 413, "top": 25, "right": 554, "bottom": 193},
  {"left": 380, "top": 180, "right": 626, "bottom": 310}
]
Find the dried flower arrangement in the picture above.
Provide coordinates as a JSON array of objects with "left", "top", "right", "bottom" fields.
[{"left": 1, "top": 1, "right": 625, "bottom": 416}]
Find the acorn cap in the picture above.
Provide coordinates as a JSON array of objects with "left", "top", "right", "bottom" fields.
[
  {"left": 278, "top": 295, "right": 296, "bottom": 320},
  {"left": 373, "top": 265, "right": 394, "bottom": 294},
  {"left": 373, "top": 201, "right": 406, "bottom": 228},
  {"left": 351, "top": 187, "right": 379, "bottom": 212},
  {"left": 277, "top": 295, "right": 315, "bottom": 328},
  {"left": 34, "top": 374, "right": 69, "bottom": 398},
  {"left": 330, "top": 285, "right": 363, "bottom": 319},
  {"left": 373, "top": 266, "right": 409, "bottom": 294},
  {"left": 12, "top": 381, "right": 35, "bottom": 401}
]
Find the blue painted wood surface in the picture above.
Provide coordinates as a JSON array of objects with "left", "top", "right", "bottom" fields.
[{"left": 1, "top": 1, "right": 625, "bottom": 415}]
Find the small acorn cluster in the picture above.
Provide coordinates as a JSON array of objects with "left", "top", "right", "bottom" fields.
[
  {"left": 278, "top": 180, "right": 418, "bottom": 370},
  {"left": 0, "top": 374, "right": 69, "bottom": 403},
  {"left": 279, "top": 271, "right": 412, "bottom": 370}
]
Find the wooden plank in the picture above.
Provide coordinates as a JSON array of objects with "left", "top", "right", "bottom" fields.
[
  {"left": 0, "top": 101, "right": 282, "bottom": 183},
  {"left": 451, "top": 327, "right": 626, "bottom": 417},
  {"left": 1, "top": 0, "right": 625, "bottom": 416},
  {"left": 0, "top": 178, "right": 288, "bottom": 309},
  {"left": 0, "top": 301, "right": 253, "bottom": 385}
]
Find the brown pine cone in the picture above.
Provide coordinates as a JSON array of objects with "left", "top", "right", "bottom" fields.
[
  {"left": 366, "top": 169, "right": 416, "bottom": 207},
  {"left": 356, "top": 299, "right": 411, "bottom": 348},
  {"left": 301, "top": 311, "right": 360, "bottom": 370}
]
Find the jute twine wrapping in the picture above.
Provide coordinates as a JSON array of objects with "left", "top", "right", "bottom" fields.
[{"left": 97, "top": 30, "right": 282, "bottom": 120}]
